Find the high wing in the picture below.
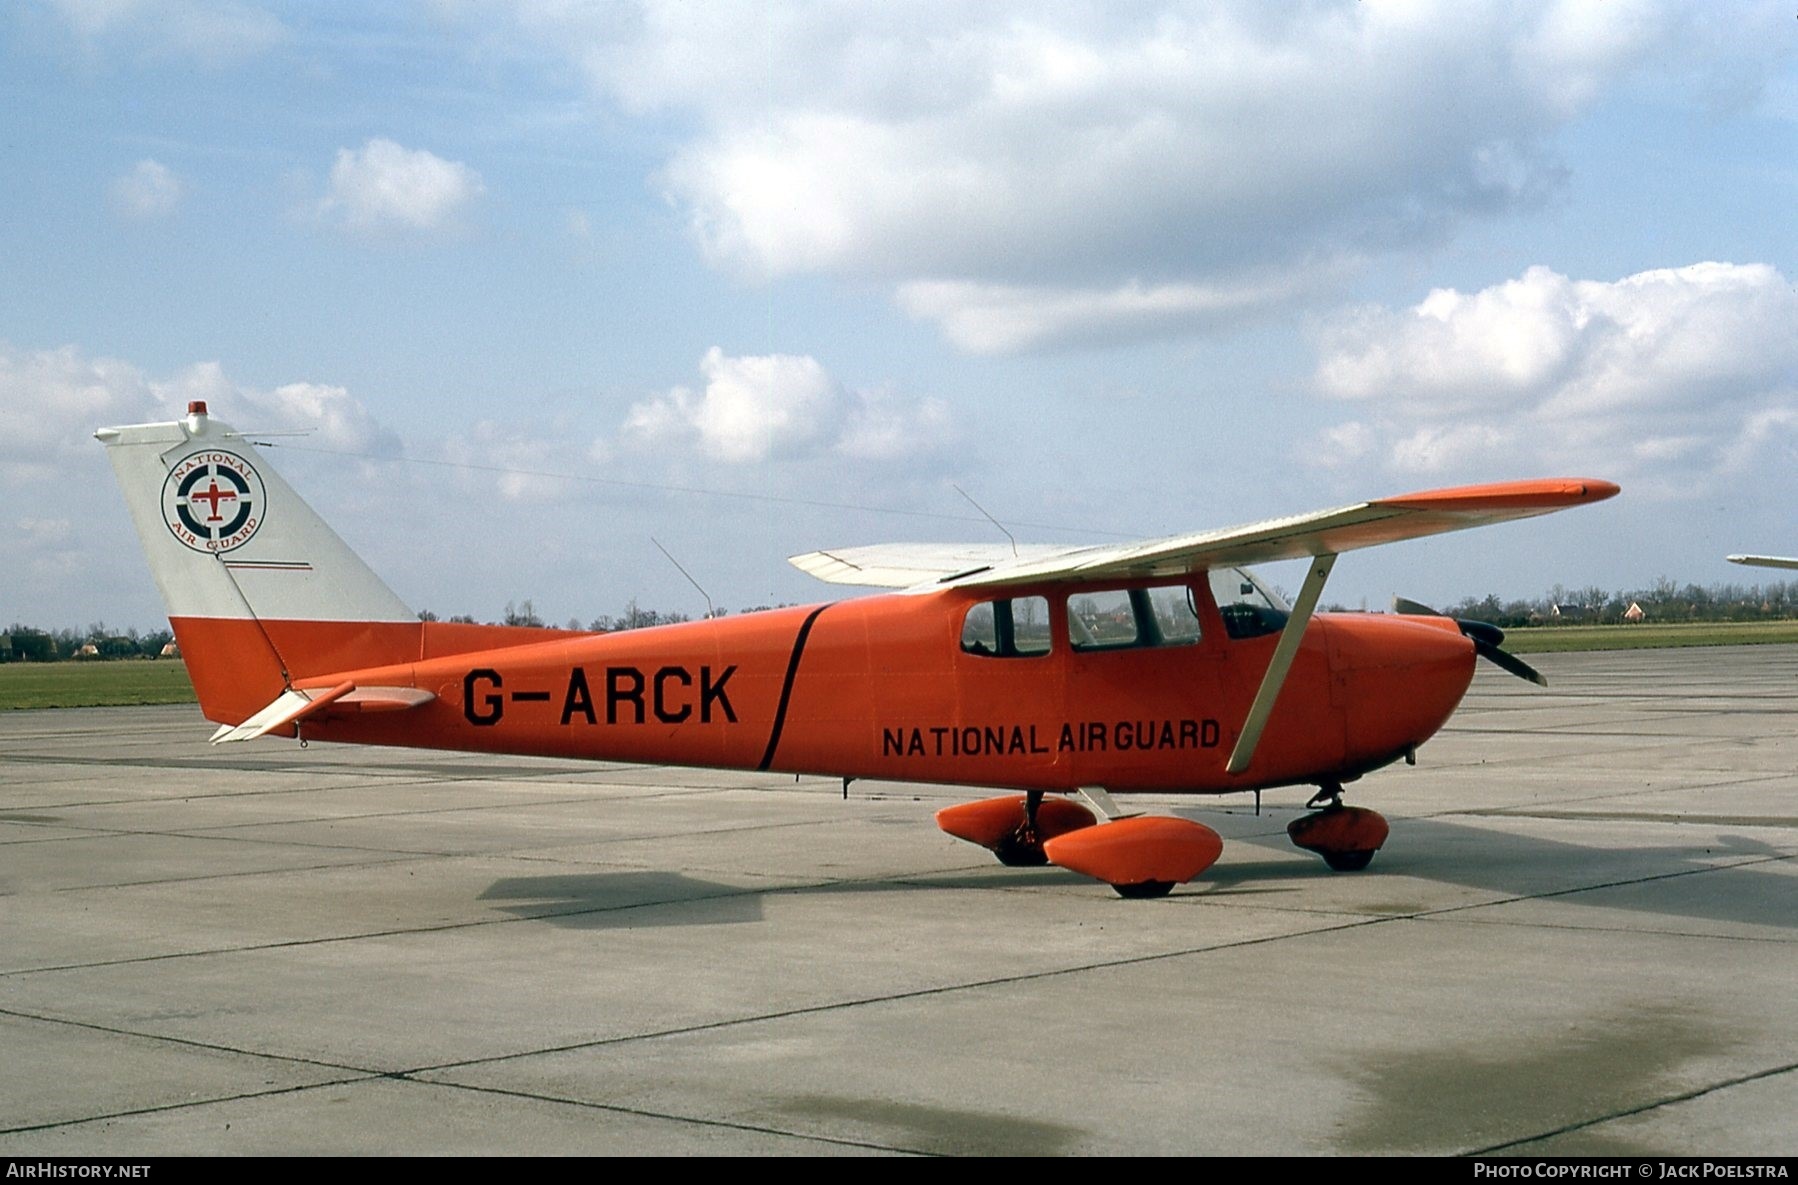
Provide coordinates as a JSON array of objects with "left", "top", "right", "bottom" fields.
[
  {"left": 1728, "top": 554, "right": 1798, "bottom": 571},
  {"left": 792, "top": 478, "right": 1621, "bottom": 591}
]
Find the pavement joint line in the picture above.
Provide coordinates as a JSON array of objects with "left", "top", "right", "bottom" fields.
[
  {"left": 1450, "top": 726, "right": 1781, "bottom": 739},
  {"left": 0, "top": 851, "right": 444, "bottom": 903},
  {"left": 392, "top": 1077, "right": 931, "bottom": 1155},
  {"left": 1455, "top": 806, "right": 1798, "bottom": 828},
  {"left": 403, "top": 913, "right": 1395, "bottom": 1077},
  {"left": 0, "top": 762, "right": 692, "bottom": 805},
  {"left": 8, "top": 845, "right": 1789, "bottom": 980},
  {"left": 1400, "top": 851, "right": 1797, "bottom": 923},
  {"left": 167, "top": 803, "right": 891, "bottom": 841},
  {"left": 1426, "top": 914, "right": 1798, "bottom": 944},
  {"left": 0, "top": 1050, "right": 919, "bottom": 1154},
  {"left": 0, "top": 1076, "right": 380, "bottom": 1139},
  {"left": 1464, "top": 1057, "right": 1798, "bottom": 1156},
  {"left": 0, "top": 854, "right": 1149, "bottom": 978},
  {"left": 1354, "top": 792, "right": 1787, "bottom": 827},
  {"left": 0, "top": 767, "right": 890, "bottom": 817},
  {"left": 0, "top": 877, "right": 843, "bottom": 977},
  {"left": 10, "top": 792, "right": 801, "bottom": 835},
  {"left": 0, "top": 808, "right": 860, "bottom": 897},
  {"left": 5, "top": 911, "right": 1391, "bottom": 1104}
]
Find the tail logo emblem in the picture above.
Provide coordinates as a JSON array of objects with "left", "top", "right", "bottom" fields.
[{"left": 163, "top": 451, "right": 266, "bottom": 553}]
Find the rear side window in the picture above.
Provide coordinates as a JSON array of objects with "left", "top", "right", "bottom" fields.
[
  {"left": 961, "top": 596, "right": 1052, "bottom": 658},
  {"left": 1067, "top": 583, "right": 1203, "bottom": 651}
]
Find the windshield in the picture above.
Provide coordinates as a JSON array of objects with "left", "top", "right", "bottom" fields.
[{"left": 1208, "top": 566, "right": 1290, "bottom": 640}]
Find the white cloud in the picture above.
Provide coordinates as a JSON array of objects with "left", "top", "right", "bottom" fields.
[
  {"left": 247, "top": 381, "right": 398, "bottom": 455},
  {"left": 496, "top": 0, "right": 1783, "bottom": 351},
  {"left": 48, "top": 0, "right": 285, "bottom": 63},
  {"left": 109, "top": 159, "right": 185, "bottom": 220},
  {"left": 1307, "top": 262, "right": 1798, "bottom": 491},
  {"left": 897, "top": 272, "right": 1321, "bottom": 355},
  {"left": 0, "top": 343, "right": 397, "bottom": 486},
  {"left": 438, "top": 420, "right": 598, "bottom": 503},
  {"left": 0, "top": 342, "right": 163, "bottom": 481},
  {"left": 623, "top": 348, "right": 840, "bottom": 463},
  {"left": 836, "top": 387, "right": 953, "bottom": 463},
  {"left": 319, "top": 139, "right": 485, "bottom": 235},
  {"left": 620, "top": 347, "right": 950, "bottom": 465},
  {"left": 0, "top": 342, "right": 403, "bottom": 629}
]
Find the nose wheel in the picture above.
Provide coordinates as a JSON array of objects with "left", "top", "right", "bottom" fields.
[{"left": 1288, "top": 782, "right": 1389, "bottom": 872}]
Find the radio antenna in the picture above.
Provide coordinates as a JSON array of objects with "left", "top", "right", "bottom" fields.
[
  {"left": 651, "top": 537, "right": 717, "bottom": 619},
  {"left": 952, "top": 484, "right": 1018, "bottom": 557}
]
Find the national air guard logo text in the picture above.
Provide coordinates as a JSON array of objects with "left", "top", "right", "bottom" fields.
[{"left": 163, "top": 451, "right": 265, "bottom": 553}]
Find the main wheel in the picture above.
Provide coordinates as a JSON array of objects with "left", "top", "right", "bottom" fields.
[
  {"left": 1321, "top": 850, "right": 1375, "bottom": 872},
  {"left": 1111, "top": 880, "right": 1175, "bottom": 899},
  {"left": 992, "top": 832, "right": 1049, "bottom": 867}
]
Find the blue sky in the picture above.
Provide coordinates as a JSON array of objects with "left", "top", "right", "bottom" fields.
[{"left": 4, "top": 1, "right": 1796, "bottom": 631}]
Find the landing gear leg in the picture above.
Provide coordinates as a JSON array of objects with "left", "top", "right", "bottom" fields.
[
  {"left": 992, "top": 790, "right": 1049, "bottom": 866},
  {"left": 1289, "top": 781, "right": 1388, "bottom": 872},
  {"left": 1306, "top": 781, "right": 1344, "bottom": 810}
]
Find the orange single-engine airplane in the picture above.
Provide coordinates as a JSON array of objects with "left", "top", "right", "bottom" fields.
[{"left": 99, "top": 403, "right": 1618, "bottom": 897}]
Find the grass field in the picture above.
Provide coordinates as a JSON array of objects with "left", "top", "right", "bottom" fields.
[
  {"left": 0, "top": 661, "right": 196, "bottom": 710},
  {"left": 4, "top": 620, "right": 1798, "bottom": 710},
  {"left": 1502, "top": 620, "right": 1798, "bottom": 652}
]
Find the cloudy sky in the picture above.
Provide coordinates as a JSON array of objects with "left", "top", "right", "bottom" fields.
[{"left": 4, "top": 1, "right": 1796, "bottom": 631}]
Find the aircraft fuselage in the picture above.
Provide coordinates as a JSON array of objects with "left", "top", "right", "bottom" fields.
[{"left": 179, "top": 575, "right": 1478, "bottom": 796}]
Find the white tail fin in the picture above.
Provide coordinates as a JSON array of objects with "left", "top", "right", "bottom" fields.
[
  {"left": 97, "top": 401, "right": 418, "bottom": 723},
  {"left": 96, "top": 401, "right": 413, "bottom": 625}
]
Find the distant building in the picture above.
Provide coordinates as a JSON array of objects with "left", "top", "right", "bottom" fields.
[{"left": 1623, "top": 602, "right": 1645, "bottom": 623}]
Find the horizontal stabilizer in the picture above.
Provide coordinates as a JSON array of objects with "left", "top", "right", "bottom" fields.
[
  {"left": 1728, "top": 554, "right": 1798, "bottom": 571},
  {"left": 210, "top": 682, "right": 434, "bottom": 744}
]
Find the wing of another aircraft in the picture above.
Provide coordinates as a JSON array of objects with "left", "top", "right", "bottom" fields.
[
  {"left": 1728, "top": 554, "right": 1798, "bottom": 571},
  {"left": 791, "top": 478, "right": 1621, "bottom": 591}
]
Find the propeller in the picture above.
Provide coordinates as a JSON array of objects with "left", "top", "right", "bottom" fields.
[{"left": 1392, "top": 597, "right": 1546, "bottom": 687}]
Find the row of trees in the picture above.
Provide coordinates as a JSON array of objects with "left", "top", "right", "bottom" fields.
[
  {"left": 3, "top": 598, "right": 804, "bottom": 662},
  {"left": 1433, "top": 578, "right": 1798, "bottom": 629},
  {"left": 13, "top": 577, "right": 1798, "bottom": 661},
  {"left": 419, "top": 598, "right": 791, "bottom": 633},
  {"left": 2, "top": 623, "right": 174, "bottom": 662}
]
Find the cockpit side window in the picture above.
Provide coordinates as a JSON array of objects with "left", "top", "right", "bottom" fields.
[
  {"left": 961, "top": 595, "right": 1052, "bottom": 658},
  {"left": 1066, "top": 583, "right": 1203, "bottom": 651}
]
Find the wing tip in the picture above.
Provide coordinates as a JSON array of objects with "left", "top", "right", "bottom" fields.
[{"left": 1376, "top": 477, "right": 1620, "bottom": 513}]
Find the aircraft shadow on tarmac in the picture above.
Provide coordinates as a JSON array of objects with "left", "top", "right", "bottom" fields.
[
  {"left": 475, "top": 812, "right": 1794, "bottom": 931},
  {"left": 1195, "top": 811, "right": 1796, "bottom": 931},
  {"left": 479, "top": 871, "right": 766, "bottom": 928}
]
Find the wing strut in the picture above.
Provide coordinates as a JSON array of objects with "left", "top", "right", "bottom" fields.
[{"left": 1226, "top": 553, "right": 1336, "bottom": 776}]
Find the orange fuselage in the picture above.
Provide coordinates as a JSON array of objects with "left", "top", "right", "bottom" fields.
[{"left": 173, "top": 580, "right": 1477, "bottom": 796}]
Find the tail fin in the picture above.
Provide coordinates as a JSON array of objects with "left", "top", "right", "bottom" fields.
[{"left": 97, "top": 401, "right": 419, "bottom": 724}]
